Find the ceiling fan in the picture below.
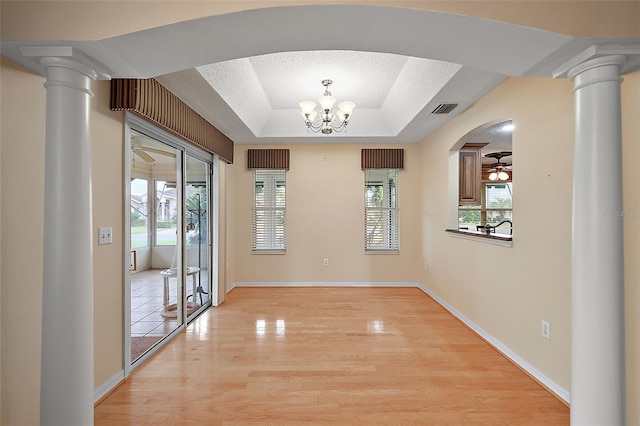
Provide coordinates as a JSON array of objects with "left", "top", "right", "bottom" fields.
[
  {"left": 131, "top": 136, "right": 176, "bottom": 163},
  {"left": 484, "top": 151, "right": 512, "bottom": 181}
]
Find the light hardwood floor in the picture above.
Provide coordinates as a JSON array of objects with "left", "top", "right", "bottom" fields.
[{"left": 95, "top": 287, "right": 569, "bottom": 425}]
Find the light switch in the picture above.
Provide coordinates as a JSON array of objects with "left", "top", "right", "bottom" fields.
[{"left": 98, "top": 227, "right": 112, "bottom": 245}]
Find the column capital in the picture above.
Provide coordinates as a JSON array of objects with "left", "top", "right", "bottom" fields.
[
  {"left": 39, "top": 56, "right": 99, "bottom": 81},
  {"left": 568, "top": 55, "right": 625, "bottom": 93},
  {"left": 38, "top": 56, "right": 98, "bottom": 97},
  {"left": 17, "top": 45, "right": 111, "bottom": 80},
  {"left": 553, "top": 44, "right": 640, "bottom": 79}
]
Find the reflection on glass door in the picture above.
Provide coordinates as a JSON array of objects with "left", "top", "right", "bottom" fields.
[
  {"left": 129, "top": 131, "right": 183, "bottom": 362},
  {"left": 185, "top": 155, "right": 212, "bottom": 321}
]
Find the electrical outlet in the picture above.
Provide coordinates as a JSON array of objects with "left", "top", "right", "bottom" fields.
[
  {"left": 541, "top": 320, "right": 551, "bottom": 339},
  {"left": 323, "top": 258, "right": 329, "bottom": 267}
]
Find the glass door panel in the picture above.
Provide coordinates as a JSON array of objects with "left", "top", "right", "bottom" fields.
[
  {"left": 185, "top": 155, "right": 211, "bottom": 321},
  {"left": 129, "top": 131, "right": 184, "bottom": 362}
]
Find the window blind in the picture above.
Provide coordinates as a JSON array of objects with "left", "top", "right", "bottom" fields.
[
  {"left": 253, "top": 169, "right": 286, "bottom": 252},
  {"left": 365, "top": 169, "right": 399, "bottom": 252}
]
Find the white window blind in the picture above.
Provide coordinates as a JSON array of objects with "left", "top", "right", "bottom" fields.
[
  {"left": 253, "top": 169, "right": 286, "bottom": 252},
  {"left": 365, "top": 169, "right": 399, "bottom": 252}
]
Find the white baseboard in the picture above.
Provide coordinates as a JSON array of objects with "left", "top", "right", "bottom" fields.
[
  {"left": 228, "top": 280, "right": 570, "bottom": 404},
  {"left": 227, "top": 281, "right": 415, "bottom": 293},
  {"left": 94, "top": 370, "right": 125, "bottom": 404},
  {"left": 415, "top": 283, "right": 570, "bottom": 404}
]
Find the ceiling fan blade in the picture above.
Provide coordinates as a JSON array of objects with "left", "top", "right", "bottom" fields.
[
  {"left": 142, "top": 147, "right": 177, "bottom": 158},
  {"left": 135, "top": 150, "right": 155, "bottom": 163}
]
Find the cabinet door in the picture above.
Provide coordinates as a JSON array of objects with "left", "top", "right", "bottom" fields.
[{"left": 459, "top": 147, "right": 481, "bottom": 205}]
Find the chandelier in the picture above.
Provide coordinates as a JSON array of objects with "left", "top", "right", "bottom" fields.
[{"left": 299, "top": 79, "right": 356, "bottom": 134}]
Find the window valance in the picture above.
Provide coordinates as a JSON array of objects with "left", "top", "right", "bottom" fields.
[
  {"left": 110, "top": 79, "right": 234, "bottom": 163},
  {"left": 361, "top": 148, "right": 404, "bottom": 169},
  {"left": 247, "top": 149, "right": 290, "bottom": 170}
]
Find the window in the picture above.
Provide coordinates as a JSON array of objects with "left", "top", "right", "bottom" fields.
[
  {"left": 365, "top": 169, "right": 399, "bottom": 252},
  {"left": 186, "top": 184, "right": 208, "bottom": 247},
  {"left": 459, "top": 182, "right": 513, "bottom": 234},
  {"left": 130, "top": 178, "right": 149, "bottom": 249},
  {"left": 253, "top": 169, "right": 286, "bottom": 252},
  {"left": 155, "top": 180, "right": 178, "bottom": 246}
]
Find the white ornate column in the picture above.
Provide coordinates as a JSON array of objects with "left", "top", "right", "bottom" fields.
[
  {"left": 27, "top": 50, "right": 98, "bottom": 425},
  {"left": 566, "top": 53, "right": 626, "bottom": 425}
]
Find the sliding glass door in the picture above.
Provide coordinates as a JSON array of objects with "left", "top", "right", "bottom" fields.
[
  {"left": 185, "top": 155, "right": 212, "bottom": 322},
  {"left": 125, "top": 114, "right": 216, "bottom": 368},
  {"left": 129, "top": 130, "right": 184, "bottom": 363}
]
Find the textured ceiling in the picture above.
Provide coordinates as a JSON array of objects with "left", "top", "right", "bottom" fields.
[
  {"left": 196, "top": 50, "right": 461, "bottom": 139},
  {"left": 248, "top": 51, "right": 408, "bottom": 109}
]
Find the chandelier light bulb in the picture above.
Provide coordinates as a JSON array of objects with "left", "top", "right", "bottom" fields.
[
  {"left": 338, "top": 101, "right": 356, "bottom": 116},
  {"left": 299, "top": 101, "right": 316, "bottom": 114},
  {"left": 498, "top": 171, "right": 509, "bottom": 180},
  {"left": 488, "top": 172, "right": 498, "bottom": 181},
  {"left": 318, "top": 94, "right": 336, "bottom": 111}
]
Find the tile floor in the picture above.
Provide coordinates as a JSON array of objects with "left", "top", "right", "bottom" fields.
[
  {"left": 130, "top": 268, "right": 209, "bottom": 359},
  {"left": 130, "top": 269, "right": 179, "bottom": 338}
]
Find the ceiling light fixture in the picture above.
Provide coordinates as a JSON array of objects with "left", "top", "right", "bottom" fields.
[
  {"left": 489, "top": 170, "right": 510, "bottom": 181},
  {"left": 299, "top": 79, "right": 356, "bottom": 134},
  {"left": 485, "top": 151, "right": 512, "bottom": 181}
]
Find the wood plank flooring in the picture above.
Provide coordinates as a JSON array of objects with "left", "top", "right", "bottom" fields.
[{"left": 95, "top": 287, "right": 569, "bottom": 425}]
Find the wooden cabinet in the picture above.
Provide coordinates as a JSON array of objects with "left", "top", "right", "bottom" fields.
[{"left": 458, "top": 143, "right": 486, "bottom": 206}]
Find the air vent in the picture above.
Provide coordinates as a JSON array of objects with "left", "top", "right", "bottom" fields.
[{"left": 431, "top": 103, "right": 458, "bottom": 114}]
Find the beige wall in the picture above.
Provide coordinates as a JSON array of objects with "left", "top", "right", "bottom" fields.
[
  {"left": 0, "top": 57, "right": 46, "bottom": 426},
  {"left": 0, "top": 61, "right": 127, "bottom": 425},
  {"left": 231, "top": 144, "right": 421, "bottom": 284},
  {"left": 419, "top": 77, "right": 575, "bottom": 391},
  {"left": 621, "top": 72, "right": 640, "bottom": 425},
  {"left": 225, "top": 156, "right": 237, "bottom": 289},
  {"left": 91, "top": 82, "right": 126, "bottom": 393},
  {"left": 417, "top": 73, "right": 640, "bottom": 422}
]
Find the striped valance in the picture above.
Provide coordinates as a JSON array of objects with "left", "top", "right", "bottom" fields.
[
  {"left": 110, "top": 79, "right": 234, "bottom": 163},
  {"left": 361, "top": 149, "right": 404, "bottom": 169},
  {"left": 247, "top": 149, "right": 290, "bottom": 170}
]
